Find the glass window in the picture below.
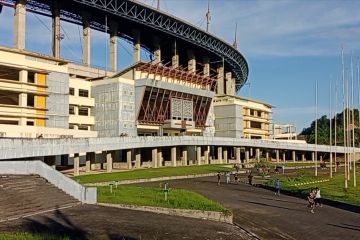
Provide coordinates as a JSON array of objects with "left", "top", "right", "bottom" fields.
[
  {"left": 79, "top": 89, "right": 89, "bottom": 97},
  {"left": 78, "top": 107, "right": 89, "bottom": 116},
  {"left": 69, "top": 88, "right": 75, "bottom": 96},
  {"left": 250, "top": 121, "right": 262, "bottom": 129},
  {"left": 26, "top": 121, "right": 34, "bottom": 126},
  {"left": 78, "top": 125, "right": 89, "bottom": 130},
  {"left": 69, "top": 105, "right": 75, "bottom": 115}
]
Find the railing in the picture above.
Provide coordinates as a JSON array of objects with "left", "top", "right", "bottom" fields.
[{"left": 0, "top": 160, "right": 96, "bottom": 204}]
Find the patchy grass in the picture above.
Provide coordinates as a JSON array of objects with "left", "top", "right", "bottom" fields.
[
  {"left": 0, "top": 232, "right": 70, "bottom": 240},
  {"left": 264, "top": 168, "right": 360, "bottom": 205},
  {"left": 97, "top": 185, "right": 231, "bottom": 215},
  {"left": 267, "top": 162, "right": 319, "bottom": 167},
  {"left": 74, "top": 165, "right": 231, "bottom": 184}
]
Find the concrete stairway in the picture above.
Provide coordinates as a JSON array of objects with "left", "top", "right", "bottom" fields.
[{"left": 0, "top": 175, "right": 80, "bottom": 222}]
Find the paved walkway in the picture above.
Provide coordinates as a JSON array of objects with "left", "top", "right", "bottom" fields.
[
  {"left": 0, "top": 205, "right": 251, "bottom": 240},
  {"left": 137, "top": 177, "right": 360, "bottom": 240}
]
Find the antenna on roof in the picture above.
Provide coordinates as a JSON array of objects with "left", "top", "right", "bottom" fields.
[
  {"left": 233, "top": 22, "right": 238, "bottom": 49},
  {"left": 206, "top": 0, "right": 211, "bottom": 32}
]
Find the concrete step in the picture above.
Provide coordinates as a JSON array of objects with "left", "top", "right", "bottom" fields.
[{"left": 0, "top": 175, "right": 80, "bottom": 222}]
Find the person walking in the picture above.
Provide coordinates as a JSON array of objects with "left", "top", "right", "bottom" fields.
[
  {"left": 248, "top": 171, "right": 253, "bottom": 185},
  {"left": 315, "top": 187, "right": 322, "bottom": 207},
  {"left": 217, "top": 172, "right": 221, "bottom": 186},
  {"left": 274, "top": 179, "right": 280, "bottom": 196},
  {"left": 234, "top": 172, "right": 239, "bottom": 184},
  {"left": 226, "top": 171, "right": 231, "bottom": 184},
  {"left": 307, "top": 189, "right": 316, "bottom": 213}
]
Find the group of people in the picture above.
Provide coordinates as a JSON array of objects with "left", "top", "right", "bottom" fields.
[
  {"left": 307, "top": 187, "right": 322, "bottom": 213},
  {"left": 217, "top": 171, "right": 239, "bottom": 185}
]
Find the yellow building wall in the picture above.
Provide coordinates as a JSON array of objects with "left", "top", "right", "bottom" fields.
[{"left": 36, "top": 73, "right": 47, "bottom": 126}]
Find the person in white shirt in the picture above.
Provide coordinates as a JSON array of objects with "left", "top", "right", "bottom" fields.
[{"left": 315, "top": 187, "right": 322, "bottom": 207}]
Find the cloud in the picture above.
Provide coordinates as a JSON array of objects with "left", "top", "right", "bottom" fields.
[{"left": 157, "top": 0, "right": 360, "bottom": 58}]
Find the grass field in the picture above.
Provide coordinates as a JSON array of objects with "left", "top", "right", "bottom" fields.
[
  {"left": 74, "top": 164, "right": 232, "bottom": 184},
  {"left": 97, "top": 185, "right": 231, "bottom": 215},
  {"left": 265, "top": 168, "right": 360, "bottom": 205},
  {"left": 0, "top": 233, "right": 69, "bottom": 240}
]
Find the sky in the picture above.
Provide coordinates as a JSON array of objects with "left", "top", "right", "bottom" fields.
[{"left": 1, "top": 0, "right": 360, "bottom": 132}]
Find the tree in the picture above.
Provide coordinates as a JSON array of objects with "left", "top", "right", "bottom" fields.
[{"left": 300, "top": 109, "right": 360, "bottom": 146}]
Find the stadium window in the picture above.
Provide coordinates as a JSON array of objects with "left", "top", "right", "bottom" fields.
[
  {"left": 78, "top": 107, "right": 89, "bottom": 116},
  {"left": 28, "top": 72, "right": 36, "bottom": 83},
  {"left": 69, "top": 105, "right": 75, "bottom": 115},
  {"left": 79, "top": 89, "right": 89, "bottom": 97},
  {"left": 78, "top": 125, "right": 89, "bottom": 130},
  {"left": 250, "top": 121, "right": 262, "bottom": 129},
  {"left": 27, "top": 94, "right": 35, "bottom": 107}
]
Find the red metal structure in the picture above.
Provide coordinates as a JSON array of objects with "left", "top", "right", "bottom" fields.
[{"left": 135, "top": 62, "right": 216, "bottom": 128}]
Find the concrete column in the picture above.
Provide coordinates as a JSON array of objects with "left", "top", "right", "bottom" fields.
[
  {"left": 171, "top": 147, "right": 177, "bottom": 167},
  {"left": 52, "top": 0, "right": 60, "bottom": 58},
  {"left": 245, "top": 149, "right": 249, "bottom": 163},
  {"left": 223, "top": 148, "right": 228, "bottom": 163},
  {"left": 302, "top": 153, "right": 306, "bottom": 162},
  {"left": 106, "top": 151, "right": 113, "bottom": 172},
  {"left": 14, "top": 0, "right": 26, "bottom": 50},
  {"left": 312, "top": 152, "right": 315, "bottom": 162},
  {"left": 187, "top": 50, "right": 196, "bottom": 73},
  {"left": 153, "top": 37, "right": 161, "bottom": 64},
  {"left": 196, "top": 146, "right": 202, "bottom": 165},
  {"left": 19, "top": 70, "right": 27, "bottom": 126},
  {"left": 282, "top": 152, "right": 286, "bottom": 162},
  {"left": 266, "top": 152, "right": 270, "bottom": 161},
  {"left": 250, "top": 148, "right": 253, "bottom": 157},
  {"left": 292, "top": 151, "right": 296, "bottom": 162},
  {"left": 85, "top": 152, "right": 95, "bottom": 173},
  {"left": 126, "top": 150, "right": 132, "bottom": 169},
  {"left": 205, "top": 146, "right": 210, "bottom": 165},
  {"left": 182, "top": 148, "right": 188, "bottom": 166},
  {"left": 135, "top": 150, "right": 141, "bottom": 168},
  {"left": 157, "top": 149, "right": 163, "bottom": 167},
  {"left": 320, "top": 155, "right": 323, "bottom": 161},
  {"left": 109, "top": 21, "right": 118, "bottom": 72},
  {"left": 152, "top": 148, "right": 158, "bottom": 168},
  {"left": 73, "top": 153, "right": 80, "bottom": 176},
  {"left": 225, "top": 72, "right": 234, "bottom": 95},
  {"left": 203, "top": 57, "right": 210, "bottom": 77},
  {"left": 133, "top": 30, "right": 141, "bottom": 63},
  {"left": 217, "top": 64, "right": 224, "bottom": 95},
  {"left": 236, "top": 147, "right": 241, "bottom": 163},
  {"left": 172, "top": 40, "right": 179, "bottom": 68},
  {"left": 255, "top": 148, "right": 260, "bottom": 162},
  {"left": 276, "top": 150, "right": 280, "bottom": 162},
  {"left": 82, "top": 13, "right": 91, "bottom": 66},
  {"left": 217, "top": 146, "right": 223, "bottom": 163}
]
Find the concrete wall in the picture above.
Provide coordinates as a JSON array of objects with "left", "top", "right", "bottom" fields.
[
  {"left": 214, "top": 104, "right": 243, "bottom": 138},
  {"left": 0, "top": 160, "right": 96, "bottom": 204},
  {"left": 46, "top": 72, "right": 69, "bottom": 129},
  {"left": 92, "top": 80, "right": 136, "bottom": 137},
  {"left": 0, "top": 136, "right": 352, "bottom": 160}
]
